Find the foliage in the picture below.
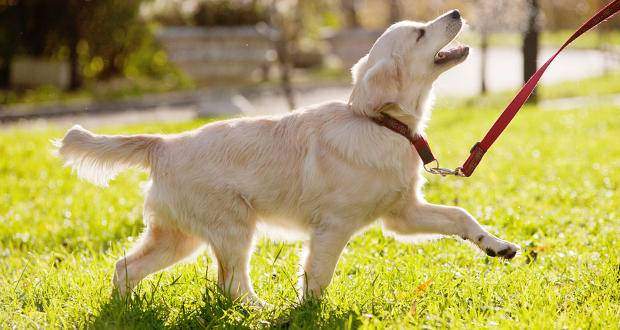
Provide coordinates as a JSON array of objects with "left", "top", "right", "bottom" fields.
[
  {"left": 0, "top": 24, "right": 193, "bottom": 106},
  {"left": 193, "top": 0, "right": 267, "bottom": 27},
  {"left": 146, "top": 0, "right": 268, "bottom": 27},
  {"left": 73, "top": 0, "right": 146, "bottom": 79},
  {"left": 0, "top": 86, "right": 619, "bottom": 327},
  {"left": 459, "top": 29, "right": 620, "bottom": 49},
  {"left": 0, "top": 72, "right": 193, "bottom": 107},
  {"left": 540, "top": 0, "right": 620, "bottom": 30},
  {"left": 470, "top": 0, "right": 529, "bottom": 34},
  {"left": 0, "top": 0, "right": 159, "bottom": 87}
]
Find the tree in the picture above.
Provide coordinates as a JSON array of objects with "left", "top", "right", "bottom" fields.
[
  {"left": 68, "top": 0, "right": 147, "bottom": 82},
  {"left": 388, "top": 0, "right": 402, "bottom": 24},
  {"left": 472, "top": 0, "right": 527, "bottom": 95},
  {"left": 340, "top": 0, "right": 359, "bottom": 28},
  {"left": 65, "top": 1, "right": 84, "bottom": 90},
  {"left": 0, "top": 3, "right": 20, "bottom": 88},
  {"left": 267, "top": 0, "right": 302, "bottom": 111},
  {"left": 0, "top": 0, "right": 147, "bottom": 90},
  {"left": 522, "top": 0, "right": 540, "bottom": 103}
]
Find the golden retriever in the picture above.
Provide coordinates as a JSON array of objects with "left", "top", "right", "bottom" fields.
[{"left": 57, "top": 10, "right": 519, "bottom": 304}]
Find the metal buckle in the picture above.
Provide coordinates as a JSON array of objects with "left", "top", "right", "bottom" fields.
[{"left": 424, "top": 160, "right": 466, "bottom": 177}]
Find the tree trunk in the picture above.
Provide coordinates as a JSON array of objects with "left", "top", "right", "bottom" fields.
[
  {"left": 68, "top": 3, "right": 82, "bottom": 91},
  {"left": 68, "top": 30, "right": 81, "bottom": 90},
  {"left": 389, "top": 0, "right": 401, "bottom": 24},
  {"left": 522, "top": 0, "right": 539, "bottom": 103},
  {"left": 341, "top": 0, "right": 359, "bottom": 28},
  {"left": 0, "top": 58, "right": 10, "bottom": 89},
  {"left": 269, "top": 0, "right": 296, "bottom": 111},
  {"left": 275, "top": 37, "right": 295, "bottom": 111},
  {"left": 0, "top": 2, "right": 24, "bottom": 88},
  {"left": 598, "top": 0, "right": 611, "bottom": 75},
  {"left": 480, "top": 31, "right": 488, "bottom": 95},
  {"left": 0, "top": 44, "right": 13, "bottom": 88}
]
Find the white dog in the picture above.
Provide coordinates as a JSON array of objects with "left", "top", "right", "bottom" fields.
[{"left": 57, "top": 10, "right": 519, "bottom": 304}]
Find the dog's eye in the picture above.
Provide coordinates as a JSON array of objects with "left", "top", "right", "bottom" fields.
[{"left": 416, "top": 29, "right": 425, "bottom": 42}]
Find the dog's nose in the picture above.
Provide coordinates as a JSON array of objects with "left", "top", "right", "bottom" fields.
[{"left": 450, "top": 9, "right": 460, "bottom": 20}]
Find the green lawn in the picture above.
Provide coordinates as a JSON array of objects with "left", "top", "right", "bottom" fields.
[
  {"left": 439, "top": 72, "right": 620, "bottom": 111},
  {"left": 1, "top": 91, "right": 619, "bottom": 328},
  {"left": 459, "top": 29, "right": 620, "bottom": 49}
]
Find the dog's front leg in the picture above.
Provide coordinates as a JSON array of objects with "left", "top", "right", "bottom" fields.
[
  {"left": 383, "top": 203, "right": 519, "bottom": 259},
  {"left": 300, "top": 225, "right": 352, "bottom": 300}
]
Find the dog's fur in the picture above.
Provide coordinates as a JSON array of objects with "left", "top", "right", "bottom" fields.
[{"left": 57, "top": 11, "right": 518, "bottom": 303}]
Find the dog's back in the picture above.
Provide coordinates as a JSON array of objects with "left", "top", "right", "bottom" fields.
[
  {"left": 58, "top": 100, "right": 413, "bottom": 230},
  {"left": 148, "top": 101, "right": 387, "bottom": 221}
]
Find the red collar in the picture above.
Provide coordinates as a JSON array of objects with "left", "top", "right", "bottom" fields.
[{"left": 370, "top": 104, "right": 436, "bottom": 165}]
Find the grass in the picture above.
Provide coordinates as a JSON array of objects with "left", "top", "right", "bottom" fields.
[
  {"left": 438, "top": 71, "right": 620, "bottom": 111},
  {"left": 1, "top": 84, "right": 619, "bottom": 328},
  {"left": 459, "top": 29, "right": 620, "bottom": 49},
  {"left": 0, "top": 74, "right": 194, "bottom": 108}
]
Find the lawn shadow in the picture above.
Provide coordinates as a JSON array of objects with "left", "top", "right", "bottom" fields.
[
  {"left": 85, "top": 291, "right": 169, "bottom": 330},
  {"left": 170, "top": 286, "right": 363, "bottom": 329},
  {"left": 85, "top": 283, "right": 250, "bottom": 329},
  {"left": 266, "top": 298, "right": 363, "bottom": 329},
  {"left": 86, "top": 284, "right": 363, "bottom": 329}
]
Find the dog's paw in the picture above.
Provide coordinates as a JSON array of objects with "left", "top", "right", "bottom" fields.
[
  {"left": 250, "top": 299, "right": 271, "bottom": 310},
  {"left": 475, "top": 234, "right": 519, "bottom": 260},
  {"left": 240, "top": 295, "right": 270, "bottom": 309}
]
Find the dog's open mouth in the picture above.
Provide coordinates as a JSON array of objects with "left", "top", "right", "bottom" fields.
[{"left": 434, "top": 44, "right": 469, "bottom": 64}]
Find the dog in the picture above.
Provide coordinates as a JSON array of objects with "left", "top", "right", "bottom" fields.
[{"left": 57, "top": 10, "right": 519, "bottom": 304}]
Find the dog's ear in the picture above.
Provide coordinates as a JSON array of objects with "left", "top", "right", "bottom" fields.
[
  {"left": 349, "top": 55, "right": 400, "bottom": 116},
  {"left": 351, "top": 54, "right": 370, "bottom": 85}
]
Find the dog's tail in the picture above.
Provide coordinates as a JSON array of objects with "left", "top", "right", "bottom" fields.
[{"left": 55, "top": 125, "right": 162, "bottom": 186}]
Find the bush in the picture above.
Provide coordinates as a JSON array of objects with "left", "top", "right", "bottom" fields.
[
  {"left": 148, "top": 0, "right": 268, "bottom": 27},
  {"left": 0, "top": 0, "right": 172, "bottom": 89},
  {"left": 193, "top": 0, "right": 267, "bottom": 26}
]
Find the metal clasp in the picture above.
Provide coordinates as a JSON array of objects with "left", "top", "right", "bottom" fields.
[{"left": 424, "top": 160, "right": 466, "bottom": 177}]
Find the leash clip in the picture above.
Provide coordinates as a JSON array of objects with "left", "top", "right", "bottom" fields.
[{"left": 424, "top": 160, "right": 466, "bottom": 177}]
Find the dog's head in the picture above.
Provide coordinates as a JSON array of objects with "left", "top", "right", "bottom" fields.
[{"left": 349, "top": 10, "right": 468, "bottom": 117}]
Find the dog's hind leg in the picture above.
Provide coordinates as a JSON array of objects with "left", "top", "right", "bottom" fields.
[
  {"left": 208, "top": 223, "right": 260, "bottom": 304},
  {"left": 199, "top": 196, "right": 260, "bottom": 305},
  {"left": 383, "top": 203, "right": 519, "bottom": 259},
  {"left": 113, "top": 223, "right": 203, "bottom": 296}
]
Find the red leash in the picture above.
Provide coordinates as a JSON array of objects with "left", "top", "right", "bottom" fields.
[{"left": 420, "top": 0, "right": 620, "bottom": 177}]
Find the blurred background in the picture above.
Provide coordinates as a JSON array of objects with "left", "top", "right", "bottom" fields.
[{"left": 0, "top": 0, "right": 619, "bottom": 122}]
